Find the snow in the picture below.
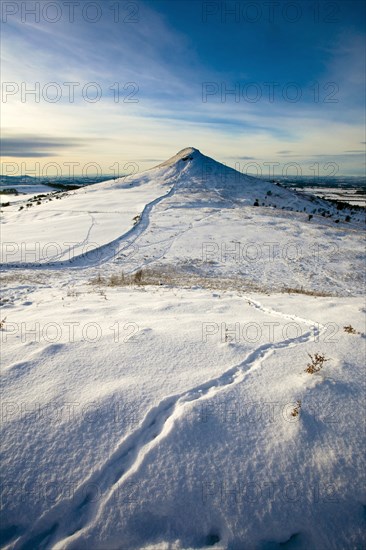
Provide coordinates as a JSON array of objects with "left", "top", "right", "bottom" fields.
[
  {"left": 0, "top": 185, "right": 57, "bottom": 199},
  {"left": 300, "top": 187, "right": 366, "bottom": 207},
  {"left": 0, "top": 148, "right": 365, "bottom": 549}
]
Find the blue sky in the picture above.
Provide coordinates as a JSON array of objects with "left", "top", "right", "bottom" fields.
[{"left": 1, "top": 0, "right": 365, "bottom": 175}]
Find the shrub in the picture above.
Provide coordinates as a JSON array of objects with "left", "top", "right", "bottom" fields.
[
  {"left": 0, "top": 317, "right": 6, "bottom": 330},
  {"left": 305, "top": 353, "right": 329, "bottom": 374}
]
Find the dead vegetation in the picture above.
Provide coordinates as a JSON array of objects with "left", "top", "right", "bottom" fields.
[
  {"left": 0, "top": 273, "right": 53, "bottom": 286},
  {"left": 88, "top": 267, "right": 347, "bottom": 297},
  {"left": 89, "top": 268, "right": 263, "bottom": 292},
  {"left": 291, "top": 400, "right": 302, "bottom": 417},
  {"left": 282, "top": 286, "right": 333, "bottom": 297},
  {"left": 343, "top": 324, "right": 359, "bottom": 334},
  {"left": 88, "top": 268, "right": 342, "bottom": 296},
  {"left": 134, "top": 269, "right": 143, "bottom": 284},
  {"left": 90, "top": 269, "right": 146, "bottom": 287},
  {"left": 108, "top": 273, "right": 125, "bottom": 286},
  {"left": 305, "top": 353, "right": 329, "bottom": 374}
]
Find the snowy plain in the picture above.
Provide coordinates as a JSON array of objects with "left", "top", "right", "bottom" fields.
[{"left": 0, "top": 148, "right": 365, "bottom": 549}]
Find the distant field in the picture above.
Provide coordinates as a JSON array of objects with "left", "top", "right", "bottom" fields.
[
  {"left": 296, "top": 186, "right": 366, "bottom": 206},
  {"left": 1, "top": 174, "right": 365, "bottom": 207}
]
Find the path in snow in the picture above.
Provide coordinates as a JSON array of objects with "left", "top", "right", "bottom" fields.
[
  {"left": 12, "top": 299, "right": 325, "bottom": 550},
  {"left": 1, "top": 181, "right": 179, "bottom": 271}
]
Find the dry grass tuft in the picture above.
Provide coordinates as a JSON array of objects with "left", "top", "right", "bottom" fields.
[
  {"left": 305, "top": 353, "right": 329, "bottom": 374},
  {"left": 282, "top": 286, "right": 333, "bottom": 297},
  {"left": 343, "top": 324, "right": 358, "bottom": 334},
  {"left": 291, "top": 400, "right": 302, "bottom": 417}
]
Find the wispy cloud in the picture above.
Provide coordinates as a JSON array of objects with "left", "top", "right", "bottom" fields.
[
  {"left": 1, "top": 135, "right": 92, "bottom": 157},
  {"left": 1, "top": 0, "right": 365, "bottom": 174}
]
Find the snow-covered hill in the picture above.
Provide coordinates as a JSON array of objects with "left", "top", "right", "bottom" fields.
[
  {"left": 1, "top": 147, "right": 364, "bottom": 295},
  {"left": 0, "top": 148, "right": 365, "bottom": 550}
]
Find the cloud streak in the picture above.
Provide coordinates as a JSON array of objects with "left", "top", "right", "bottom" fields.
[
  {"left": 1, "top": 0, "right": 365, "bottom": 174},
  {"left": 1, "top": 135, "right": 90, "bottom": 157}
]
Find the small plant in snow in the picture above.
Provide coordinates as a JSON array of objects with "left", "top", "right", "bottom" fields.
[
  {"left": 109, "top": 273, "right": 125, "bottom": 286},
  {"left": 90, "top": 273, "right": 105, "bottom": 285},
  {"left": 343, "top": 325, "right": 358, "bottom": 334},
  {"left": 291, "top": 400, "right": 301, "bottom": 417},
  {"left": 134, "top": 269, "right": 143, "bottom": 284},
  {"left": 66, "top": 288, "right": 79, "bottom": 298},
  {"left": 224, "top": 327, "right": 232, "bottom": 343},
  {"left": 0, "top": 317, "right": 6, "bottom": 330},
  {"left": 95, "top": 273, "right": 103, "bottom": 284},
  {"left": 98, "top": 289, "right": 107, "bottom": 300},
  {"left": 305, "top": 353, "right": 329, "bottom": 374}
]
